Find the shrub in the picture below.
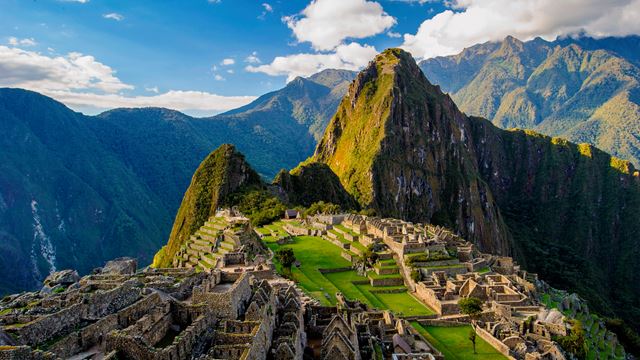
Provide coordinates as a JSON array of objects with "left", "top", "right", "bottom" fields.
[
  {"left": 303, "top": 201, "right": 341, "bottom": 216},
  {"left": 411, "top": 269, "right": 422, "bottom": 282}
]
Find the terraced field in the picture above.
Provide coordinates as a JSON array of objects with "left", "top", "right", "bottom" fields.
[{"left": 259, "top": 224, "right": 435, "bottom": 316}]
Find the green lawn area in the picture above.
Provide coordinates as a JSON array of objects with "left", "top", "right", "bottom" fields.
[
  {"left": 327, "top": 230, "right": 351, "bottom": 244},
  {"left": 265, "top": 235, "right": 351, "bottom": 305},
  {"left": 411, "top": 322, "right": 508, "bottom": 360},
  {"left": 334, "top": 224, "right": 358, "bottom": 236},
  {"left": 264, "top": 235, "right": 435, "bottom": 316}
]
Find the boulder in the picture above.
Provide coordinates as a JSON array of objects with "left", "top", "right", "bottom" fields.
[
  {"left": 103, "top": 257, "right": 137, "bottom": 275},
  {"left": 43, "top": 269, "right": 80, "bottom": 287}
]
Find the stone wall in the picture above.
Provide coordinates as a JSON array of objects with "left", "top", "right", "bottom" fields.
[
  {"left": 192, "top": 273, "right": 252, "bottom": 319},
  {"left": 415, "top": 284, "right": 442, "bottom": 315},
  {"left": 475, "top": 325, "right": 517, "bottom": 360}
]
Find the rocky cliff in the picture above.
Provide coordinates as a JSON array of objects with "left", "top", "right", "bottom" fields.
[
  {"left": 153, "top": 144, "right": 261, "bottom": 267},
  {"left": 309, "top": 48, "right": 640, "bottom": 327},
  {"left": 314, "top": 48, "right": 511, "bottom": 254}
]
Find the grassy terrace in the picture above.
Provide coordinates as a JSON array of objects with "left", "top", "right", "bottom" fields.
[
  {"left": 334, "top": 224, "right": 359, "bottom": 237},
  {"left": 411, "top": 322, "right": 508, "bottom": 360},
  {"left": 260, "top": 230, "right": 435, "bottom": 316},
  {"left": 327, "top": 229, "right": 351, "bottom": 245}
]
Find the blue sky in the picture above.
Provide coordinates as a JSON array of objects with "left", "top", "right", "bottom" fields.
[{"left": 1, "top": 0, "right": 638, "bottom": 115}]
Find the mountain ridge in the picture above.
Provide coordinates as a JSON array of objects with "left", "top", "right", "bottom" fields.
[
  {"left": 0, "top": 69, "right": 355, "bottom": 293},
  {"left": 419, "top": 35, "right": 640, "bottom": 169}
]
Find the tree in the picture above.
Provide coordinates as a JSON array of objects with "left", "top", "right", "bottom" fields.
[
  {"left": 362, "top": 244, "right": 379, "bottom": 267},
  {"left": 411, "top": 269, "right": 422, "bottom": 282},
  {"left": 275, "top": 248, "right": 296, "bottom": 274},
  {"left": 459, "top": 297, "right": 483, "bottom": 355},
  {"left": 458, "top": 297, "right": 483, "bottom": 322},
  {"left": 303, "top": 201, "right": 341, "bottom": 216},
  {"left": 468, "top": 329, "right": 477, "bottom": 354}
]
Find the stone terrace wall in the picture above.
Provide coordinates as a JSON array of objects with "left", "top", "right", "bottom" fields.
[
  {"left": 475, "top": 325, "right": 517, "bottom": 360},
  {"left": 192, "top": 273, "right": 252, "bottom": 319}
]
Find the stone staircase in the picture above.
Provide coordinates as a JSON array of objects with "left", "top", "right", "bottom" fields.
[{"left": 173, "top": 217, "right": 240, "bottom": 271}]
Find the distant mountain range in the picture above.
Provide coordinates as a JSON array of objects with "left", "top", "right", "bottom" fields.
[
  {"left": 419, "top": 35, "right": 640, "bottom": 167},
  {"left": 0, "top": 69, "right": 355, "bottom": 294}
]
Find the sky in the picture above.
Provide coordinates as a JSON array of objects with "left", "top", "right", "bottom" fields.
[{"left": 1, "top": 0, "right": 639, "bottom": 116}]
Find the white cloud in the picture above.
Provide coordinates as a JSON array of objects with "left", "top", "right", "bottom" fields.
[
  {"left": 8, "top": 37, "right": 37, "bottom": 47},
  {"left": 48, "top": 90, "right": 256, "bottom": 116},
  {"left": 245, "top": 51, "right": 261, "bottom": 64},
  {"left": 145, "top": 86, "right": 159, "bottom": 93},
  {"left": 221, "top": 58, "right": 235, "bottom": 66},
  {"left": 246, "top": 42, "right": 377, "bottom": 81},
  {"left": 402, "top": 0, "right": 640, "bottom": 59},
  {"left": 0, "top": 46, "right": 132, "bottom": 93},
  {"left": 208, "top": 0, "right": 221, "bottom": 3},
  {"left": 214, "top": 74, "right": 225, "bottom": 81},
  {"left": 103, "top": 13, "right": 124, "bottom": 21},
  {"left": 60, "top": 0, "right": 90, "bottom": 3},
  {"left": 227, "top": 69, "right": 234, "bottom": 74},
  {"left": 0, "top": 45, "right": 255, "bottom": 115},
  {"left": 387, "top": 31, "right": 401, "bottom": 38},
  {"left": 258, "top": 3, "right": 274, "bottom": 19},
  {"left": 284, "top": 0, "right": 396, "bottom": 51}
]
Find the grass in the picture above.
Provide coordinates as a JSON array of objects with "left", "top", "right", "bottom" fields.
[
  {"left": 264, "top": 234, "right": 435, "bottom": 316},
  {"left": 334, "top": 224, "right": 358, "bottom": 237},
  {"left": 264, "top": 235, "right": 351, "bottom": 305},
  {"left": 411, "top": 322, "right": 508, "bottom": 360}
]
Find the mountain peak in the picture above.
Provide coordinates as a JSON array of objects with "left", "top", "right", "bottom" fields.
[{"left": 153, "top": 143, "right": 261, "bottom": 267}]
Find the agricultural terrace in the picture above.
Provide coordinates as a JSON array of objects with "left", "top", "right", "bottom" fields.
[{"left": 259, "top": 223, "right": 435, "bottom": 316}]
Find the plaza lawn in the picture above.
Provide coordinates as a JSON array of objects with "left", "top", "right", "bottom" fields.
[
  {"left": 264, "top": 235, "right": 351, "bottom": 305},
  {"left": 411, "top": 322, "right": 508, "bottom": 360},
  {"left": 263, "top": 234, "right": 436, "bottom": 315}
]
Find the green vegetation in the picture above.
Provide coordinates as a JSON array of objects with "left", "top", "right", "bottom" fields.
[
  {"left": 227, "top": 188, "right": 286, "bottom": 226},
  {"left": 411, "top": 322, "right": 508, "bottom": 360},
  {"left": 459, "top": 297, "right": 483, "bottom": 320},
  {"left": 154, "top": 144, "right": 261, "bottom": 267},
  {"left": 420, "top": 36, "right": 640, "bottom": 169},
  {"left": 304, "top": 201, "right": 342, "bottom": 216},
  {"left": 261, "top": 232, "right": 434, "bottom": 315},
  {"left": 555, "top": 320, "right": 587, "bottom": 359},
  {"left": 605, "top": 319, "right": 640, "bottom": 356},
  {"left": 275, "top": 248, "right": 296, "bottom": 274}
]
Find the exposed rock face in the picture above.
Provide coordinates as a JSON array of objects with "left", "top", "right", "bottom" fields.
[
  {"left": 102, "top": 257, "right": 138, "bottom": 275},
  {"left": 308, "top": 48, "right": 640, "bottom": 328},
  {"left": 153, "top": 144, "right": 261, "bottom": 267},
  {"left": 43, "top": 270, "right": 79, "bottom": 288}
]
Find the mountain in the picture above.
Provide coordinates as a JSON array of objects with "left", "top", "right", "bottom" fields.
[
  {"left": 153, "top": 144, "right": 261, "bottom": 267},
  {"left": 419, "top": 35, "right": 640, "bottom": 168},
  {"left": 0, "top": 89, "right": 171, "bottom": 294},
  {"left": 299, "top": 48, "right": 640, "bottom": 328},
  {"left": 0, "top": 69, "right": 355, "bottom": 294}
]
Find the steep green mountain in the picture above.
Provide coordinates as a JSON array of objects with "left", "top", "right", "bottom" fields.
[
  {"left": 304, "top": 48, "right": 640, "bottom": 328},
  {"left": 0, "top": 89, "right": 171, "bottom": 294},
  {"left": 273, "top": 161, "right": 357, "bottom": 208},
  {"left": 153, "top": 144, "right": 261, "bottom": 267},
  {"left": 419, "top": 35, "right": 640, "bottom": 168},
  {"left": 0, "top": 70, "right": 354, "bottom": 293}
]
